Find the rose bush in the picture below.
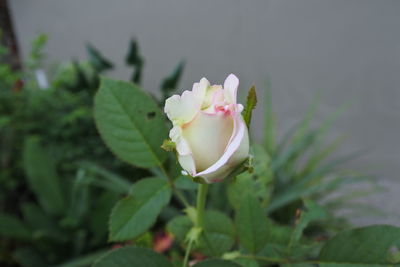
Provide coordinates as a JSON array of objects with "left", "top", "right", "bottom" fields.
[
  {"left": 164, "top": 74, "right": 249, "bottom": 183},
  {"left": 3, "top": 34, "right": 387, "bottom": 267},
  {"left": 93, "top": 73, "right": 393, "bottom": 267}
]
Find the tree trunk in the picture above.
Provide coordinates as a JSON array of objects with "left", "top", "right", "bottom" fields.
[{"left": 0, "top": 0, "right": 21, "bottom": 70}]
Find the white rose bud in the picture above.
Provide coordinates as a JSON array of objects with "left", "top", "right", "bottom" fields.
[{"left": 164, "top": 74, "right": 249, "bottom": 183}]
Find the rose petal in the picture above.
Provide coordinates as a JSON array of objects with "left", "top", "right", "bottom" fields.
[
  {"left": 169, "top": 126, "right": 191, "bottom": 155},
  {"left": 178, "top": 154, "right": 196, "bottom": 176},
  {"left": 164, "top": 78, "right": 209, "bottom": 125},
  {"left": 195, "top": 114, "right": 249, "bottom": 182},
  {"left": 182, "top": 111, "right": 234, "bottom": 172},
  {"left": 223, "top": 74, "right": 239, "bottom": 105}
]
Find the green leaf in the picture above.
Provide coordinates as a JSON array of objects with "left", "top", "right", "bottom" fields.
[
  {"left": 125, "top": 39, "right": 144, "bottom": 84},
  {"left": 298, "top": 135, "right": 344, "bottom": 178},
  {"left": 93, "top": 246, "right": 172, "bottom": 267},
  {"left": 174, "top": 175, "right": 198, "bottom": 190},
  {"left": 167, "top": 215, "right": 191, "bottom": 241},
  {"left": 86, "top": 44, "right": 113, "bottom": 72},
  {"left": 318, "top": 225, "right": 400, "bottom": 265},
  {"left": 316, "top": 265, "right": 387, "bottom": 267},
  {"left": 21, "top": 203, "right": 54, "bottom": 230},
  {"left": 109, "top": 178, "right": 171, "bottom": 241},
  {"left": 288, "top": 199, "right": 328, "bottom": 250},
  {"left": 65, "top": 169, "right": 91, "bottom": 226},
  {"left": 243, "top": 86, "right": 257, "bottom": 128},
  {"left": 282, "top": 264, "right": 315, "bottom": 267},
  {"left": 27, "top": 33, "right": 47, "bottom": 70},
  {"left": 160, "top": 61, "right": 184, "bottom": 100},
  {"left": 20, "top": 203, "right": 68, "bottom": 243},
  {"left": 227, "top": 145, "right": 271, "bottom": 210},
  {"left": 0, "top": 115, "right": 10, "bottom": 128},
  {"left": 56, "top": 250, "right": 107, "bottom": 267},
  {"left": 245, "top": 224, "right": 291, "bottom": 263},
  {"left": 267, "top": 154, "right": 356, "bottom": 213},
  {"left": 23, "top": 136, "right": 66, "bottom": 215},
  {"left": 0, "top": 213, "right": 31, "bottom": 241},
  {"left": 235, "top": 193, "right": 269, "bottom": 254},
  {"left": 13, "top": 247, "right": 46, "bottom": 267},
  {"left": 234, "top": 258, "right": 259, "bottom": 267},
  {"left": 272, "top": 130, "right": 316, "bottom": 173},
  {"left": 167, "top": 210, "right": 235, "bottom": 256},
  {"left": 88, "top": 191, "right": 119, "bottom": 246},
  {"left": 94, "top": 77, "right": 168, "bottom": 168},
  {"left": 200, "top": 210, "right": 236, "bottom": 256},
  {"left": 192, "top": 259, "right": 241, "bottom": 267},
  {"left": 161, "top": 139, "right": 176, "bottom": 152},
  {"left": 80, "top": 162, "right": 131, "bottom": 194}
]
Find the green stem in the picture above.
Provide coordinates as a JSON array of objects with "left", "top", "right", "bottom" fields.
[
  {"left": 195, "top": 183, "right": 209, "bottom": 228},
  {"left": 158, "top": 165, "right": 190, "bottom": 208},
  {"left": 182, "top": 183, "right": 209, "bottom": 267},
  {"left": 174, "top": 187, "right": 190, "bottom": 208},
  {"left": 182, "top": 238, "right": 194, "bottom": 267}
]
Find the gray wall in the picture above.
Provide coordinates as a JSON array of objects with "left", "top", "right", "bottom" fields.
[{"left": 10, "top": 0, "right": 400, "bottom": 225}]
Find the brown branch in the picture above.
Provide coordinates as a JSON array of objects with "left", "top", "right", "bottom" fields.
[{"left": 0, "top": 0, "right": 21, "bottom": 70}]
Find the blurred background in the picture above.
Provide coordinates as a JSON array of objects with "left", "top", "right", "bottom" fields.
[
  {"left": 7, "top": 0, "right": 400, "bottom": 224},
  {"left": 9, "top": 0, "right": 400, "bottom": 225},
  {"left": 1, "top": 1, "right": 400, "bottom": 266}
]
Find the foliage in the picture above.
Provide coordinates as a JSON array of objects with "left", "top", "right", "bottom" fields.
[
  {"left": 243, "top": 85, "right": 257, "bottom": 128},
  {"left": 1, "top": 136, "right": 120, "bottom": 267},
  {"left": 0, "top": 33, "right": 184, "bottom": 267},
  {"left": 160, "top": 61, "right": 185, "bottom": 101},
  {"left": 92, "top": 70, "right": 392, "bottom": 267},
  {"left": 262, "top": 86, "right": 380, "bottom": 230},
  {"left": 0, "top": 33, "right": 127, "bottom": 267},
  {"left": 93, "top": 246, "right": 173, "bottom": 267},
  {"left": 125, "top": 39, "right": 144, "bottom": 84},
  {"left": 94, "top": 78, "right": 168, "bottom": 168},
  {"left": 1, "top": 31, "right": 391, "bottom": 267},
  {"left": 109, "top": 178, "right": 172, "bottom": 241}
]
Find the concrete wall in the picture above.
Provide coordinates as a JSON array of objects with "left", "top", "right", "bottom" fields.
[{"left": 9, "top": 0, "right": 400, "bottom": 225}]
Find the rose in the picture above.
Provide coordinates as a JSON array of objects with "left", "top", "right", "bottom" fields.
[{"left": 164, "top": 74, "right": 249, "bottom": 183}]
